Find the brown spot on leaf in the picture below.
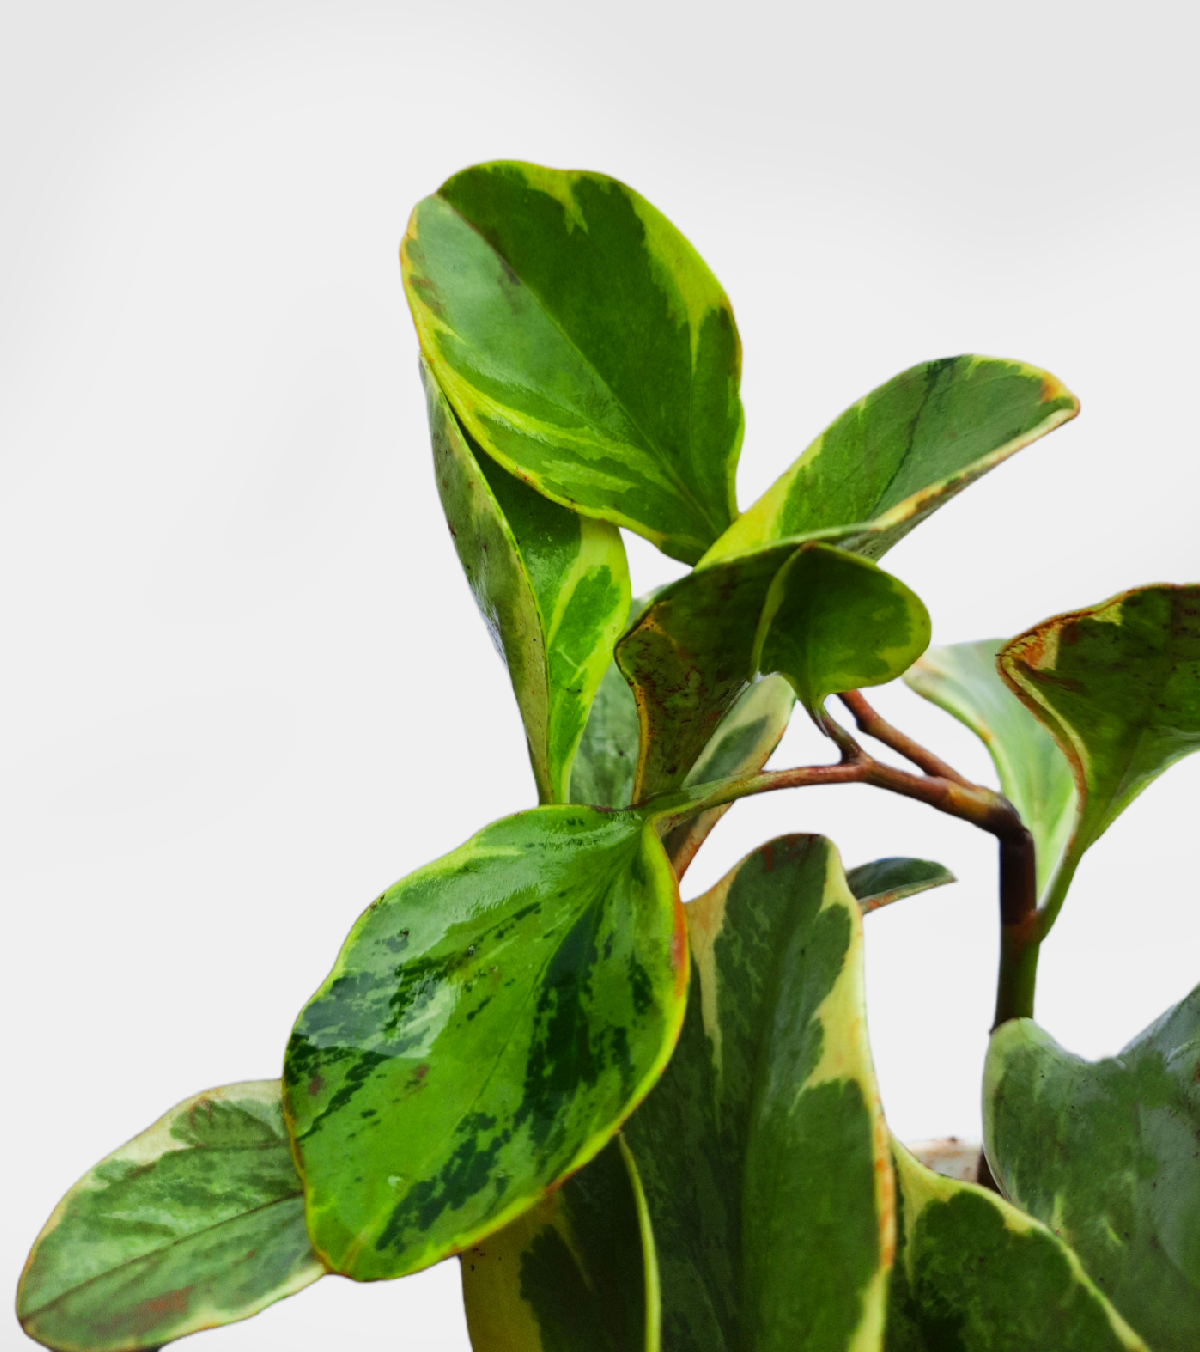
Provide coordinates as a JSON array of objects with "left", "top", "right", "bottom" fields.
[{"left": 308, "top": 1075, "right": 324, "bottom": 1097}]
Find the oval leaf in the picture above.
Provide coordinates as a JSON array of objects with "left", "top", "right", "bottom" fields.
[
  {"left": 703, "top": 355, "right": 1078, "bottom": 565},
  {"left": 18, "top": 1081, "right": 324, "bottom": 1352},
  {"left": 460, "top": 1135, "right": 658, "bottom": 1352},
  {"left": 403, "top": 161, "right": 743, "bottom": 564},
  {"left": 887, "top": 1140, "right": 1148, "bottom": 1350},
  {"left": 1000, "top": 584, "right": 1200, "bottom": 926},
  {"left": 425, "top": 363, "right": 630, "bottom": 803},
  {"left": 622, "top": 835, "right": 893, "bottom": 1352},
  {"left": 283, "top": 806, "right": 687, "bottom": 1281},
  {"left": 904, "top": 640, "right": 1076, "bottom": 895},
  {"left": 846, "top": 857, "right": 956, "bottom": 915},
  {"left": 984, "top": 991, "right": 1200, "bottom": 1351}
]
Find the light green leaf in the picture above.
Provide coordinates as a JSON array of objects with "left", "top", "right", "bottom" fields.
[
  {"left": 460, "top": 1134, "right": 658, "bottom": 1352},
  {"left": 622, "top": 834, "right": 893, "bottom": 1352},
  {"left": 846, "top": 857, "right": 955, "bottom": 915},
  {"left": 425, "top": 364, "right": 629, "bottom": 803},
  {"left": 703, "top": 355, "right": 1078, "bottom": 565},
  {"left": 403, "top": 161, "right": 742, "bottom": 564},
  {"left": 17, "top": 1081, "right": 324, "bottom": 1352},
  {"left": 984, "top": 993, "right": 1200, "bottom": 1351},
  {"left": 569, "top": 658, "right": 641, "bottom": 810},
  {"left": 283, "top": 806, "right": 687, "bottom": 1282},
  {"left": 885, "top": 1140, "right": 1148, "bottom": 1351},
  {"left": 904, "top": 641, "right": 1076, "bottom": 896},
  {"left": 618, "top": 539, "right": 927, "bottom": 799},
  {"left": 999, "top": 584, "right": 1200, "bottom": 927}
]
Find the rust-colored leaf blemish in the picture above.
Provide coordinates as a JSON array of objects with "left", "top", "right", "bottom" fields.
[{"left": 308, "top": 1075, "right": 324, "bottom": 1097}]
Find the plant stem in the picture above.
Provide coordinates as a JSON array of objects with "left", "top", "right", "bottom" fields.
[
  {"left": 993, "top": 828, "right": 1039, "bottom": 1027},
  {"left": 837, "top": 690, "right": 973, "bottom": 786}
]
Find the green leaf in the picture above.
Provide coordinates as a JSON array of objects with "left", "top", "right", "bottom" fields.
[
  {"left": 18, "top": 1081, "right": 324, "bottom": 1352},
  {"left": 618, "top": 540, "right": 928, "bottom": 799},
  {"left": 999, "top": 584, "right": 1200, "bottom": 927},
  {"left": 904, "top": 641, "right": 1076, "bottom": 895},
  {"left": 424, "top": 363, "right": 630, "bottom": 803},
  {"left": 984, "top": 993, "right": 1200, "bottom": 1351},
  {"left": 886, "top": 1140, "right": 1148, "bottom": 1351},
  {"left": 846, "top": 857, "right": 955, "bottom": 915},
  {"left": 460, "top": 1134, "right": 658, "bottom": 1352},
  {"left": 622, "top": 834, "right": 893, "bottom": 1352},
  {"left": 569, "top": 658, "right": 641, "bottom": 809},
  {"left": 403, "top": 161, "right": 743, "bottom": 564},
  {"left": 283, "top": 805, "right": 687, "bottom": 1282},
  {"left": 702, "top": 355, "right": 1078, "bottom": 565}
]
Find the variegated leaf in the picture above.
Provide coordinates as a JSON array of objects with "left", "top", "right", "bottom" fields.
[
  {"left": 403, "top": 161, "right": 742, "bottom": 564},
  {"left": 984, "top": 991, "right": 1200, "bottom": 1351},
  {"left": 846, "top": 857, "right": 955, "bottom": 915},
  {"left": 18, "top": 1081, "right": 324, "bottom": 1352},
  {"left": 460, "top": 1135, "right": 658, "bottom": 1352},
  {"left": 425, "top": 364, "right": 629, "bottom": 803},
  {"left": 885, "top": 1141, "right": 1148, "bottom": 1350},
  {"left": 703, "top": 356, "right": 1077, "bottom": 565},
  {"left": 622, "top": 835, "right": 893, "bottom": 1352},
  {"left": 283, "top": 806, "right": 687, "bottom": 1282}
]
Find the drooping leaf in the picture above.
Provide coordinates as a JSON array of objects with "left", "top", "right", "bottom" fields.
[
  {"left": 846, "top": 857, "right": 955, "bottom": 915},
  {"left": 904, "top": 640, "right": 1076, "bottom": 895},
  {"left": 460, "top": 1134, "right": 658, "bottom": 1352},
  {"left": 984, "top": 991, "right": 1200, "bottom": 1351},
  {"left": 885, "top": 1140, "right": 1148, "bottom": 1351},
  {"left": 1000, "top": 584, "right": 1200, "bottom": 926},
  {"left": 622, "top": 834, "right": 893, "bottom": 1352},
  {"left": 425, "top": 364, "right": 629, "bottom": 803},
  {"left": 703, "top": 355, "right": 1078, "bottom": 565},
  {"left": 283, "top": 806, "right": 687, "bottom": 1282},
  {"left": 403, "top": 161, "right": 743, "bottom": 564},
  {"left": 618, "top": 539, "right": 928, "bottom": 799},
  {"left": 18, "top": 1081, "right": 324, "bottom": 1352}
]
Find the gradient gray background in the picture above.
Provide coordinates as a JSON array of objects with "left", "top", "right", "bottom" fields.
[{"left": 3, "top": 1, "right": 1198, "bottom": 1346}]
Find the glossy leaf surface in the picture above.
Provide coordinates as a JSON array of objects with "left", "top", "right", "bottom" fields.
[
  {"left": 885, "top": 1141, "right": 1147, "bottom": 1351},
  {"left": 18, "top": 1081, "right": 323, "bottom": 1352},
  {"left": 984, "top": 992, "right": 1200, "bottom": 1351},
  {"left": 284, "top": 806, "right": 686, "bottom": 1281},
  {"left": 426, "top": 365, "right": 629, "bottom": 803},
  {"left": 460, "top": 1135, "right": 658, "bottom": 1352},
  {"left": 623, "top": 835, "right": 893, "bottom": 1352},
  {"left": 846, "top": 857, "right": 955, "bottom": 915},
  {"left": 618, "top": 540, "right": 927, "bottom": 798},
  {"left": 403, "top": 161, "right": 742, "bottom": 563},
  {"left": 904, "top": 640, "right": 1076, "bottom": 895},
  {"left": 703, "top": 356, "right": 1077, "bottom": 565},
  {"left": 1000, "top": 584, "right": 1200, "bottom": 925}
]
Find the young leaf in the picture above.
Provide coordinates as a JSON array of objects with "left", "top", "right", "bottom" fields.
[
  {"left": 622, "top": 834, "right": 893, "bottom": 1352},
  {"left": 283, "top": 806, "right": 687, "bottom": 1282},
  {"left": 403, "top": 161, "right": 743, "bottom": 564},
  {"left": 984, "top": 991, "right": 1200, "bottom": 1352},
  {"left": 425, "top": 364, "right": 630, "bottom": 803},
  {"left": 846, "top": 857, "right": 956, "bottom": 915},
  {"left": 618, "top": 540, "right": 928, "bottom": 799},
  {"left": 17, "top": 1081, "right": 324, "bottom": 1352},
  {"left": 1000, "top": 584, "right": 1200, "bottom": 927},
  {"left": 886, "top": 1141, "right": 1148, "bottom": 1351},
  {"left": 570, "top": 658, "right": 642, "bottom": 810},
  {"left": 460, "top": 1135, "right": 658, "bottom": 1352},
  {"left": 904, "top": 640, "right": 1076, "bottom": 895},
  {"left": 702, "top": 355, "right": 1078, "bottom": 565}
]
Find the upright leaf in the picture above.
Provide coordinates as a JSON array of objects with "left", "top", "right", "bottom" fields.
[
  {"left": 904, "top": 641, "right": 1076, "bottom": 895},
  {"left": 403, "top": 161, "right": 743, "bottom": 563},
  {"left": 846, "top": 857, "right": 955, "bottom": 915},
  {"left": 460, "top": 1135, "right": 658, "bottom": 1352},
  {"left": 1000, "top": 584, "right": 1200, "bottom": 926},
  {"left": 886, "top": 1141, "right": 1148, "bottom": 1351},
  {"left": 622, "top": 834, "right": 893, "bottom": 1352},
  {"left": 984, "top": 991, "right": 1200, "bottom": 1352},
  {"left": 618, "top": 540, "right": 928, "bottom": 799},
  {"left": 703, "top": 356, "right": 1077, "bottom": 565},
  {"left": 570, "top": 658, "right": 642, "bottom": 809},
  {"left": 18, "top": 1081, "right": 324, "bottom": 1352},
  {"left": 283, "top": 806, "right": 687, "bottom": 1282},
  {"left": 425, "top": 365, "right": 629, "bottom": 803}
]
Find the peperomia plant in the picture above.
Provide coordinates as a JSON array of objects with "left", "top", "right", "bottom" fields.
[{"left": 16, "top": 161, "right": 1200, "bottom": 1352}]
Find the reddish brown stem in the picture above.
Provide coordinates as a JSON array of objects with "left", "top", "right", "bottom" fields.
[{"left": 838, "top": 690, "right": 973, "bottom": 786}]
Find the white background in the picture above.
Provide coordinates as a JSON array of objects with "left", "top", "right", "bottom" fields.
[{"left": 3, "top": 1, "right": 1199, "bottom": 1346}]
